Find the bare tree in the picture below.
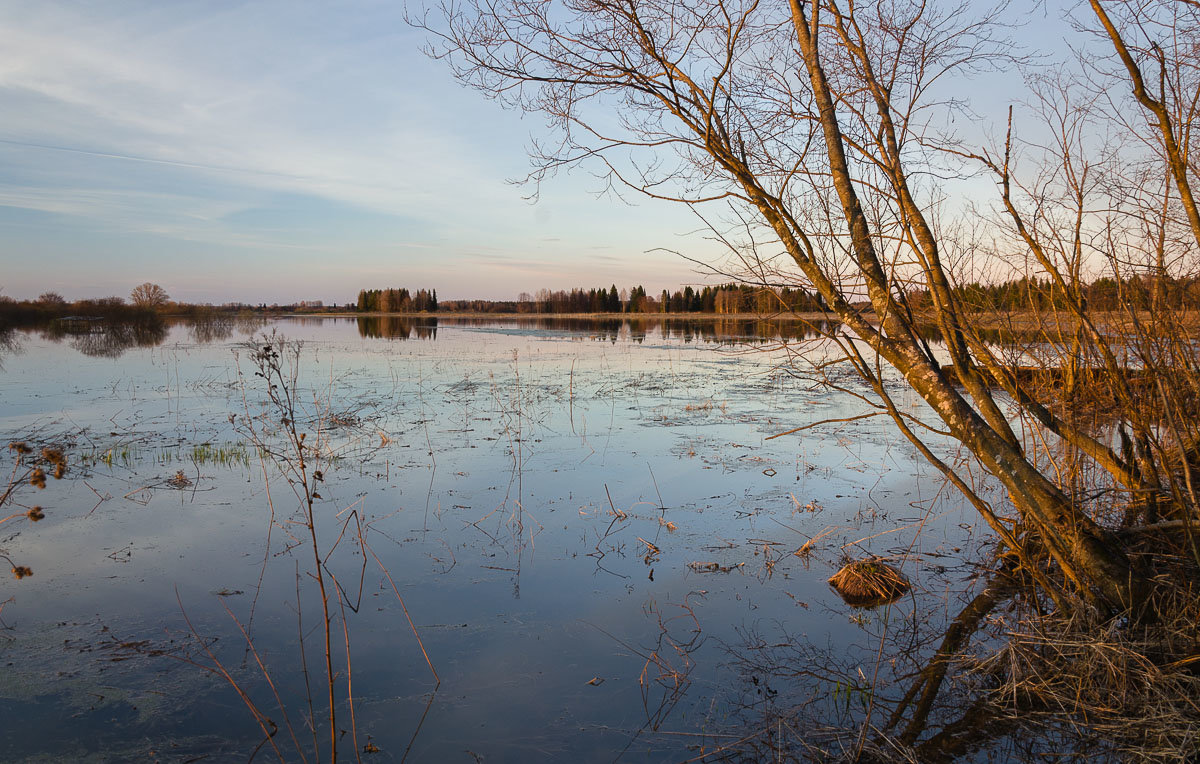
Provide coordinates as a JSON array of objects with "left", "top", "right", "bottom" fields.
[
  {"left": 414, "top": 0, "right": 1200, "bottom": 610},
  {"left": 130, "top": 282, "right": 169, "bottom": 310}
]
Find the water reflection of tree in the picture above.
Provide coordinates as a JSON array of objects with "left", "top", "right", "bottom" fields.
[
  {"left": 234, "top": 312, "right": 268, "bottom": 336},
  {"left": 187, "top": 312, "right": 234, "bottom": 344},
  {"left": 716, "top": 558, "right": 1200, "bottom": 762},
  {"left": 0, "top": 327, "right": 20, "bottom": 369},
  {"left": 29, "top": 312, "right": 265, "bottom": 358},
  {"left": 64, "top": 318, "right": 168, "bottom": 358},
  {"left": 427, "top": 315, "right": 838, "bottom": 344},
  {"left": 715, "top": 567, "right": 1018, "bottom": 761},
  {"left": 356, "top": 316, "right": 438, "bottom": 340}
]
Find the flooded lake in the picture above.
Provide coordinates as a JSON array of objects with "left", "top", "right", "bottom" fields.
[{"left": 0, "top": 316, "right": 986, "bottom": 762}]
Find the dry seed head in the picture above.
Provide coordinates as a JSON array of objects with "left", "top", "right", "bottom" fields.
[
  {"left": 30, "top": 468, "right": 46, "bottom": 489},
  {"left": 8, "top": 442, "right": 31, "bottom": 455},
  {"left": 11, "top": 565, "right": 32, "bottom": 580},
  {"left": 40, "top": 447, "right": 65, "bottom": 466},
  {"left": 27, "top": 506, "right": 44, "bottom": 522}
]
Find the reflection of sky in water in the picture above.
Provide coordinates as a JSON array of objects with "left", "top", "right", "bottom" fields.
[{"left": 0, "top": 317, "right": 991, "bottom": 762}]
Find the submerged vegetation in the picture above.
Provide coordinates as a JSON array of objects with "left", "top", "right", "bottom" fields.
[{"left": 76, "top": 441, "right": 256, "bottom": 470}]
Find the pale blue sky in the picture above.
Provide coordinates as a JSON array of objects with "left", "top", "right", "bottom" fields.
[
  {"left": 0, "top": 0, "right": 708, "bottom": 304},
  {"left": 0, "top": 1, "right": 1096, "bottom": 305}
]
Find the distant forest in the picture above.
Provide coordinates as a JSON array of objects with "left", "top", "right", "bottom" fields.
[
  {"left": 362, "top": 283, "right": 824, "bottom": 314},
  {"left": 4, "top": 273, "right": 1192, "bottom": 329},
  {"left": 0, "top": 286, "right": 257, "bottom": 330},
  {"left": 909, "top": 274, "right": 1200, "bottom": 312},
  {"left": 357, "top": 276, "right": 1200, "bottom": 315},
  {"left": 355, "top": 288, "right": 438, "bottom": 312},
  {"left": 0, "top": 295, "right": 161, "bottom": 328}
]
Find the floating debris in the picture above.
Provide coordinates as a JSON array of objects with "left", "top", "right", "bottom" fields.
[
  {"left": 167, "top": 470, "right": 193, "bottom": 489},
  {"left": 638, "top": 537, "right": 661, "bottom": 564},
  {"left": 687, "top": 561, "right": 745, "bottom": 574}
]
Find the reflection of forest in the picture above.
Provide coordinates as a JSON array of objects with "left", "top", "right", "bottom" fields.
[
  {"left": 356, "top": 316, "right": 439, "bottom": 340},
  {"left": 0, "top": 327, "right": 18, "bottom": 368},
  {"left": 427, "top": 315, "right": 841, "bottom": 343},
  {"left": 60, "top": 318, "right": 169, "bottom": 358},
  {"left": 188, "top": 312, "right": 234, "bottom": 343},
  {"left": 20, "top": 315, "right": 848, "bottom": 355},
  {"left": 27, "top": 312, "right": 271, "bottom": 358}
]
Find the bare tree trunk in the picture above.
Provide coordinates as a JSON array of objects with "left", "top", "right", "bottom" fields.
[{"left": 785, "top": 0, "right": 1139, "bottom": 609}]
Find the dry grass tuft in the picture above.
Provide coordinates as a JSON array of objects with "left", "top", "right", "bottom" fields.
[
  {"left": 828, "top": 558, "right": 910, "bottom": 606},
  {"left": 966, "top": 589, "right": 1200, "bottom": 761}
]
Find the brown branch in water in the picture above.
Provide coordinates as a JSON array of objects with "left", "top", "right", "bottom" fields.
[
  {"left": 765, "top": 411, "right": 886, "bottom": 440},
  {"left": 173, "top": 587, "right": 289, "bottom": 764},
  {"left": 362, "top": 538, "right": 440, "bottom": 686},
  {"left": 887, "top": 572, "right": 1017, "bottom": 744}
]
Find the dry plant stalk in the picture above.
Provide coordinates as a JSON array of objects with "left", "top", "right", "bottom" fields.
[
  {"left": 795, "top": 525, "right": 839, "bottom": 558},
  {"left": 175, "top": 336, "right": 438, "bottom": 762}
]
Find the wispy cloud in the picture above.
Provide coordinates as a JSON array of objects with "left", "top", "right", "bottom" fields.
[
  {"left": 0, "top": 3, "right": 528, "bottom": 220},
  {"left": 0, "top": 0, "right": 704, "bottom": 300}
]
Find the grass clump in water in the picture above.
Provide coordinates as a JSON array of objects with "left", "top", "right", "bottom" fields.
[{"left": 828, "top": 558, "right": 910, "bottom": 607}]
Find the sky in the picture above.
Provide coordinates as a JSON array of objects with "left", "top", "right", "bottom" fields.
[
  {"left": 0, "top": 0, "right": 710, "bottom": 304},
  {"left": 0, "top": 1, "right": 1096, "bottom": 306}
]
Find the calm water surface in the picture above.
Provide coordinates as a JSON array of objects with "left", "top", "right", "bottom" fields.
[{"left": 0, "top": 317, "right": 983, "bottom": 762}]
